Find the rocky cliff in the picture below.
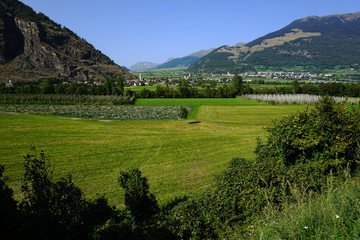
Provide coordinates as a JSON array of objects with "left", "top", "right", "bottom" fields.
[{"left": 0, "top": 0, "right": 132, "bottom": 82}]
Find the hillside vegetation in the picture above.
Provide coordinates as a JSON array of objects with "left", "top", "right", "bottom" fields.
[{"left": 189, "top": 12, "right": 360, "bottom": 73}]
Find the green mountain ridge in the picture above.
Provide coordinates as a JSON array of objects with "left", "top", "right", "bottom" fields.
[
  {"left": 0, "top": 0, "right": 132, "bottom": 82},
  {"left": 188, "top": 11, "right": 360, "bottom": 73}
]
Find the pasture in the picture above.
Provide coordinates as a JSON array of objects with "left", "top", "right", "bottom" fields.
[{"left": 0, "top": 102, "right": 306, "bottom": 207}]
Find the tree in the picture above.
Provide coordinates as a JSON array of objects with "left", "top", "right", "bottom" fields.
[
  {"left": 117, "top": 76, "right": 125, "bottom": 95},
  {"left": 0, "top": 165, "right": 21, "bottom": 240},
  {"left": 232, "top": 74, "right": 243, "bottom": 96},
  {"left": 178, "top": 79, "right": 191, "bottom": 98},
  {"left": 118, "top": 168, "right": 159, "bottom": 224},
  {"left": 178, "top": 107, "right": 189, "bottom": 122},
  {"left": 291, "top": 80, "right": 302, "bottom": 94},
  {"left": 20, "top": 149, "right": 89, "bottom": 239},
  {"left": 105, "top": 78, "right": 114, "bottom": 95}
]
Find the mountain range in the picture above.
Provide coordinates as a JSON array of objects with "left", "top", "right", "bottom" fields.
[
  {"left": 2, "top": 0, "right": 359, "bottom": 80},
  {"left": 129, "top": 48, "right": 215, "bottom": 71},
  {"left": 0, "top": 0, "right": 132, "bottom": 82},
  {"left": 188, "top": 12, "right": 360, "bottom": 73}
]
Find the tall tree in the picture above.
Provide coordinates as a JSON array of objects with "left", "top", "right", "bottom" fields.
[
  {"left": 20, "top": 150, "right": 89, "bottom": 239},
  {"left": 232, "top": 75, "right": 244, "bottom": 96},
  {"left": 118, "top": 168, "right": 159, "bottom": 224},
  {"left": 115, "top": 76, "right": 125, "bottom": 95}
]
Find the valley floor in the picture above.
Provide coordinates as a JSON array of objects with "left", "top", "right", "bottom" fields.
[{"left": 0, "top": 104, "right": 306, "bottom": 207}]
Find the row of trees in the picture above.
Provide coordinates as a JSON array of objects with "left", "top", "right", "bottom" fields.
[
  {"left": 0, "top": 77, "right": 130, "bottom": 97},
  {"left": 2, "top": 97, "right": 360, "bottom": 239},
  {"left": 253, "top": 80, "right": 360, "bottom": 97},
  {"left": 3, "top": 76, "right": 360, "bottom": 100},
  {"left": 137, "top": 76, "right": 245, "bottom": 98},
  {"left": 0, "top": 75, "right": 245, "bottom": 99}
]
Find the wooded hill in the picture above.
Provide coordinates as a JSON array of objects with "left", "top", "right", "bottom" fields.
[{"left": 188, "top": 12, "right": 360, "bottom": 73}]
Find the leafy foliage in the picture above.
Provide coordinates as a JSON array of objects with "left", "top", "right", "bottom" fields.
[
  {"left": 118, "top": 168, "right": 159, "bottom": 224},
  {"left": 232, "top": 74, "right": 244, "bottom": 96},
  {"left": 166, "top": 158, "right": 268, "bottom": 238},
  {"left": 0, "top": 164, "right": 20, "bottom": 240},
  {"left": 1, "top": 0, "right": 53, "bottom": 23},
  {"left": 258, "top": 96, "right": 360, "bottom": 174},
  {"left": 165, "top": 96, "right": 360, "bottom": 238},
  {"left": 20, "top": 150, "right": 90, "bottom": 239},
  {"left": 178, "top": 106, "right": 189, "bottom": 119}
]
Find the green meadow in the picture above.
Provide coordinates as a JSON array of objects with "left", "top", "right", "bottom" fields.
[
  {"left": 125, "top": 86, "right": 157, "bottom": 91},
  {"left": 0, "top": 102, "right": 306, "bottom": 207}
]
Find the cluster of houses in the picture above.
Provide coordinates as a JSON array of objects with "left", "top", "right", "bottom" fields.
[{"left": 240, "top": 71, "right": 319, "bottom": 80}]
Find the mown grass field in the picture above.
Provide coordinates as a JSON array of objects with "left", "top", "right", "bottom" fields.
[
  {"left": 0, "top": 102, "right": 306, "bottom": 207},
  {"left": 125, "top": 86, "right": 157, "bottom": 91}
]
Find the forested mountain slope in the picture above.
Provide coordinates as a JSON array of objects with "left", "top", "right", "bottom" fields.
[{"left": 188, "top": 12, "right": 360, "bottom": 73}]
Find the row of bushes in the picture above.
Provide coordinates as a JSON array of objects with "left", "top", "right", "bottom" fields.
[{"left": 0, "top": 94, "right": 135, "bottom": 105}]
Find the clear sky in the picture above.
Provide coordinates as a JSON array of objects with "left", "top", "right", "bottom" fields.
[{"left": 20, "top": 0, "right": 360, "bottom": 68}]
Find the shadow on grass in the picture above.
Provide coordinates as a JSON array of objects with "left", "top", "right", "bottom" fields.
[{"left": 188, "top": 121, "right": 201, "bottom": 124}]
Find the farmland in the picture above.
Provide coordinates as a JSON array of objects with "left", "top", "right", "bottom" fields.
[
  {"left": 0, "top": 100, "right": 306, "bottom": 207},
  {"left": 0, "top": 105, "right": 192, "bottom": 120}
]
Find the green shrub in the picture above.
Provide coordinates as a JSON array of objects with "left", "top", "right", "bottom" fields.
[
  {"left": 256, "top": 96, "right": 360, "bottom": 190},
  {"left": 167, "top": 96, "right": 360, "bottom": 238}
]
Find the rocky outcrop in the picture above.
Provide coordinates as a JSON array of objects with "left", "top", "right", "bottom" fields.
[
  {"left": 14, "top": 18, "right": 70, "bottom": 76},
  {"left": 0, "top": 0, "right": 132, "bottom": 82}
]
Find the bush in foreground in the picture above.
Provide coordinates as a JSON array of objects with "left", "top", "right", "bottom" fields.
[
  {"left": 165, "top": 96, "right": 360, "bottom": 238},
  {"left": 252, "top": 178, "right": 360, "bottom": 239}
]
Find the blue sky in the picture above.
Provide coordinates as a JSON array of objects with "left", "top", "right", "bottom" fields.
[{"left": 20, "top": 0, "right": 360, "bottom": 68}]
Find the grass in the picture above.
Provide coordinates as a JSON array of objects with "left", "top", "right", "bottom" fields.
[
  {"left": 125, "top": 86, "right": 157, "bottom": 92},
  {"left": 251, "top": 178, "right": 360, "bottom": 239},
  {"left": 0, "top": 104, "right": 306, "bottom": 208}
]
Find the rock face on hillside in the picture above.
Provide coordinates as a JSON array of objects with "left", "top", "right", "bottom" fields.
[
  {"left": 188, "top": 12, "right": 360, "bottom": 73},
  {"left": 0, "top": 0, "right": 132, "bottom": 82}
]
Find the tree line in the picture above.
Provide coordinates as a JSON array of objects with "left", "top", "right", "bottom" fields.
[
  {"left": 252, "top": 80, "right": 360, "bottom": 97},
  {"left": 2, "top": 97, "right": 360, "bottom": 239},
  {"left": 0, "top": 77, "right": 131, "bottom": 97},
  {"left": 3, "top": 77, "right": 360, "bottom": 100}
]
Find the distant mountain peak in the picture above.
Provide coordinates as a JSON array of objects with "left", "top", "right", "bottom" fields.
[
  {"left": 133, "top": 48, "right": 216, "bottom": 70},
  {"left": 129, "top": 62, "right": 159, "bottom": 71}
]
